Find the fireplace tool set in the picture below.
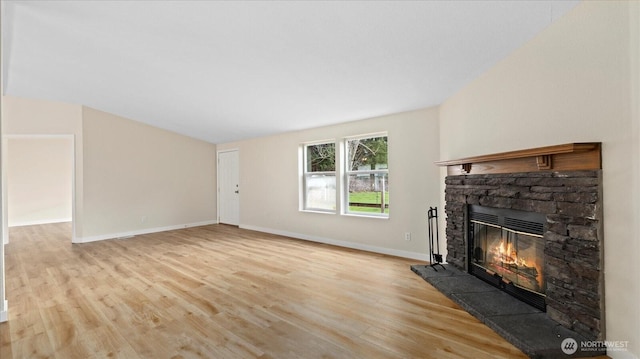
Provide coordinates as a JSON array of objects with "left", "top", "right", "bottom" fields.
[{"left": 427, "top": 206, "right": 445, "bottom": 271}]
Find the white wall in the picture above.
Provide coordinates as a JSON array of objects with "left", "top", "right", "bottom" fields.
[
  {"left": 7, "top": 137, "right": 73, "bottom": 227},
  {"left": 218, "top": 107, "right": 440, "bottom": 259},
  {"left": 439, "top": 1, "right": 639, "bottom": 358},
  {"left": 80, "top": 106, "right": 217, "bottom": 241}
]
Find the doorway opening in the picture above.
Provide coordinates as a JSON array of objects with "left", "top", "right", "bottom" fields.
[{"left": 3, "top": 135, "right": 76, "bottom": 244}]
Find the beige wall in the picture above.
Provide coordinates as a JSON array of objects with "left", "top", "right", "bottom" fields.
[
  {"left": 81, "top": 107, "right": 217, "bottom": 241},
  {"left": 1, "top": 96, "right": 83, "bottom": 239},
  {"left": 632, "top": 2, "right": 640, "bottom": 354},
  {"left": 1, "top": 96, "right": 218, "bottom": 242},
  {"left": 439, "top": 1, "right": 639, "bottom": 357},
  {"left": 7, "top": 137, "right": 73, "bottom": 227},
  {"left": 218, "top": 107, "right": 440, "bottom": 259}
]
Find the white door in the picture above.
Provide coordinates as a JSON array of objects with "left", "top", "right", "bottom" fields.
[{"left": 218, "top": 150, "right": 240, "bottom": 225}]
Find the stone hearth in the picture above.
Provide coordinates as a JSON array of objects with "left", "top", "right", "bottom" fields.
[{"left": 411, "top": 264, "right": 605, "bottom": 358}]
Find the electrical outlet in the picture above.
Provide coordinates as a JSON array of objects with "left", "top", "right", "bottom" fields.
[
  {"left": 404, "top": 232, "right": 411, "bottom": 241},
  {"left": 141, "top": 216, "right": 147, "bottom": 224}
]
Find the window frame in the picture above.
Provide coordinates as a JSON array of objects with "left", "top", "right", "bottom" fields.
[
  {"left": 300, "top": 140, "right": 337, "bottom": 213},
  {"left": 343, "top": 133, "right": 389, "bottom": 218}
]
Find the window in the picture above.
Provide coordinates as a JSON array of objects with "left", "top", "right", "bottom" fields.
[
  {"left": 302, "top": 142, "right": 336, "bottom": 212},
  {"left": 345, "top": 134, "right": 388, "bottom": 217}
]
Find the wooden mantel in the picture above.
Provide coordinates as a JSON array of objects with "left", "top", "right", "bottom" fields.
[{"left": 436, "top": 143, "right": 602, "bottom": 175}]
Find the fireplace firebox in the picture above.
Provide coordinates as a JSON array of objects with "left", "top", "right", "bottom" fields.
[{"left": 468, "top": 205, "right": 546, "bottom": 311}]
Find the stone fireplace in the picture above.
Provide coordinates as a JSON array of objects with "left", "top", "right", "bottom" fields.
[{"left": 437, "top": 143, "right": 604, "bottom": 341}]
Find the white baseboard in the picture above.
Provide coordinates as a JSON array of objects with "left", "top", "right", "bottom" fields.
[
  {"left": 0, "top": 300, "right": 7, "bottom": 322},
  {"left": 73, "top": 221, "right": 430, "bottom": 261},
  {"left": 9, "top": 218, "right": 72, "bottom": 228},
  {"left": 74, "top": 220, "right": 218, "bottom": 244},
  {"left": 240, "top": 224, "right": 430, "bottom": 261}
]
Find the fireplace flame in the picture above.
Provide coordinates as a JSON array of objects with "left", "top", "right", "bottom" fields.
[
  {"left": 493, "top": 240, "right": 539, "bottom": 279},
  {"left": 496, "top": 240, "right": 518, "bottom": 265}
]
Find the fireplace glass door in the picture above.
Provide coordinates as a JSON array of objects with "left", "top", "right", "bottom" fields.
[{"left": 471, "top": 221, "right": 546, "bottom": 297}]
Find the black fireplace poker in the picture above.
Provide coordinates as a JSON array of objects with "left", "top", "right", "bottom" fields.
[{"left": 427, "top": 207, "right": 445, "bottom": 271}]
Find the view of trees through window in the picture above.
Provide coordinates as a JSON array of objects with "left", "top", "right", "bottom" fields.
[
  {"left": 306, "top": 143, "right": 335, "bottom": 172},
  {"left": 346, "top": 136, "right": 388, "bottom": 215},
  {"left": 346, "top": 137, "right": 388, "bottom": 171}
]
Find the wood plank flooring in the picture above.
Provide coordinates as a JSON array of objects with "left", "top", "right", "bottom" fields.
[{"left": 1, "top": 223, "right": 533, "bottom": 358}]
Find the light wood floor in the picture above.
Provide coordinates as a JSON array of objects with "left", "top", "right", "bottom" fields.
[{"left": 1, "top": 223, "right": 533, "bottom": 358}]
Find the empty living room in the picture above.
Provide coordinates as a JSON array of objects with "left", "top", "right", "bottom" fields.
[{"left": 0, "top": 1, "right": 638, "bottom": 358}]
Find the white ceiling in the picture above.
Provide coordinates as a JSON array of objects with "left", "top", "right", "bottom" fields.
[{"left": 2, "top": 1, "right": 579, "bottom": 144}]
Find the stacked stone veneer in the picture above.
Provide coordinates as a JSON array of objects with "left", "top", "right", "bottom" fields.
[{"left": 444, "top": 170, "right": 603, "bottom": 340}]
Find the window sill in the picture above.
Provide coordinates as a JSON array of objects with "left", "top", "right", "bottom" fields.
[
  {"left": 300, "top": 209, "right": 336, "bottom": 215},
  {"left": 342, "top": 213, "right": 389, "bottom": 220}
]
